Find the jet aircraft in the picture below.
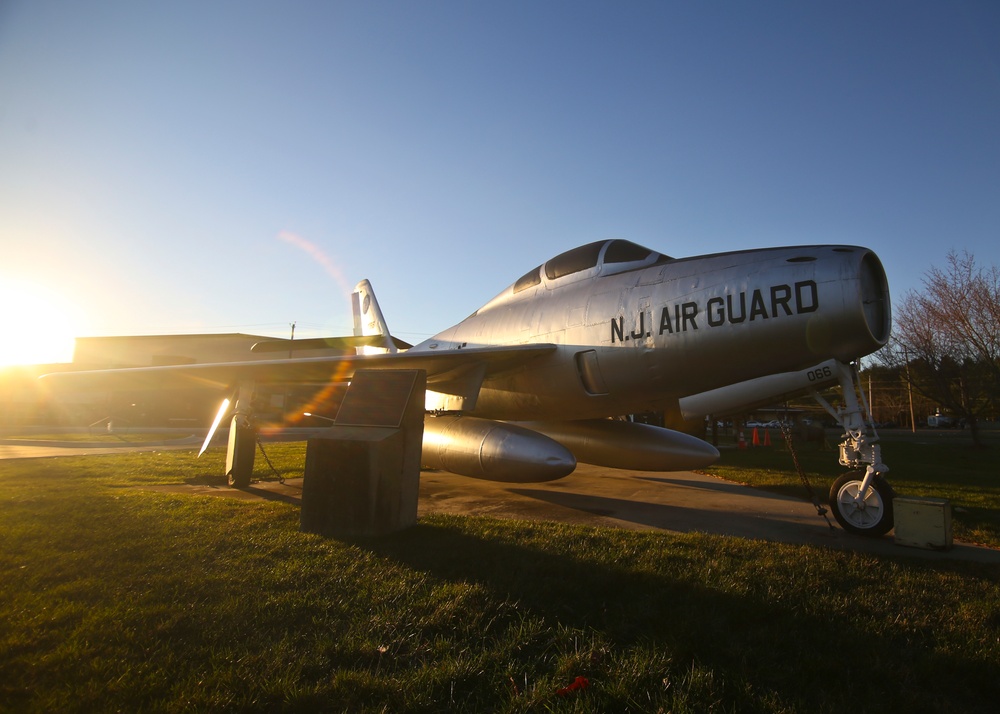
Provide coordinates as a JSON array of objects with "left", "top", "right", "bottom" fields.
[{"left": 43, "top": 240, "right": 893, "bottom": 536}]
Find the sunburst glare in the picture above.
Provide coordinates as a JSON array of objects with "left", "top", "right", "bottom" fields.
[{"left": 0, "top": 276, "right": 87, "bottom": 367}]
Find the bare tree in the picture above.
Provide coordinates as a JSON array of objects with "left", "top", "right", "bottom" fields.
[{"left": 878, "top": 251, "right": 999, "bottom": 448}]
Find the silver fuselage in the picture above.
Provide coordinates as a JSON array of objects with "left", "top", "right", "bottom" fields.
[{"left": 415, "top": 243, "right": 890, "bottom": 421}]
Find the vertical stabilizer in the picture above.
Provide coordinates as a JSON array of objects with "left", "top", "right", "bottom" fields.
[{"left": 352, "top": 279, "right": 397, "bottom": 354}]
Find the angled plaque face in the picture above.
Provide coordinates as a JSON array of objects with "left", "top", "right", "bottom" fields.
[{"left": 334, "top": 370, "right": 422, "bottom": 428}]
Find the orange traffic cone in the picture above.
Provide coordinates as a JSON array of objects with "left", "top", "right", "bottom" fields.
[
  {"left": 737, "top": 431, "right": 747, "bottom": 449},
  {"left": 752, "top": 427, "right": 760, "bottom": 446},
  {"left": 763, "top": 429, "right": 772, "bottom": 447}
]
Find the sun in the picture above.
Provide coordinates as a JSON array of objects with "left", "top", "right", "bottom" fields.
[{"left": 0, "top": 275, "right": 86, "bottom": 367}]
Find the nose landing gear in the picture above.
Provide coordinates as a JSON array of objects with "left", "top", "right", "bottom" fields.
[{"left": 813, "top": 362, "right": 894, "bottom": 538}]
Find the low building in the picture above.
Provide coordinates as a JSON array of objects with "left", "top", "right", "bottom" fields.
[{"left": 2, "top": 334, "right": 349, "bottom": 429}]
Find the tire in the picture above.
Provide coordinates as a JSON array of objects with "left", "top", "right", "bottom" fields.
[
  {"left": 226, "top": 421, "right": 256, "bottom": 489},
  {"left": 829, "top": 471, "right": 895, "bottom": 537},
  {"left": 228, "top": 469, "right": 251, "bottom": 489}
]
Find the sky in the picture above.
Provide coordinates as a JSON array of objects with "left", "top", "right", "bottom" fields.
[{"left": 1, "top": 0, "right": 999, "bottom": 366}]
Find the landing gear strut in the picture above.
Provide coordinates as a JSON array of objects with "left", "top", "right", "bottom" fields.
[
  {"left": 225, "top": 383, "right": 256, "bottom": 488},
  {"left": 812, "top": 361, "right": 894, "bottom": 537}
]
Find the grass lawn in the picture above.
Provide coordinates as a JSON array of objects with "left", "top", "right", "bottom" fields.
[{"left": 1, "top": 440, "right": 999, "bottom": 712}]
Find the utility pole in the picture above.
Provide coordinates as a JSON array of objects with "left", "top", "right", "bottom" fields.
[
  {"left": 868, "top": 372, "right": 873, "bottom": 423},
  {"left": 904, "top": 346, "right": 916, "bottom": 433},
  {"left": 285, "top": 321, "right": 297, "bottom": 420}
]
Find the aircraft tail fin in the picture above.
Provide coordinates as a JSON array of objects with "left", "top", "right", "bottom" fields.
[{"left": 352, "top": 279, "right": 398, "bottom": 354}]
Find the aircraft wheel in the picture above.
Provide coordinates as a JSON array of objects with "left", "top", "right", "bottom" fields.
[
  {"left": 226, "top": 421, "right": 256, "bottom": 489},
  {"left": 829, "top": 471, "right": 895, "bottom": 537},
  {"left": 228, "top": 470, "right": 251, "bottom": 489}
]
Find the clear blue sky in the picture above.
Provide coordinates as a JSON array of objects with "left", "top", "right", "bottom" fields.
[{"left": 1, "top": 0, "right": 998, "bottom": 364}]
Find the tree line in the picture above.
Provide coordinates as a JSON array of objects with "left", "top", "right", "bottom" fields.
[{"left": 873, "top": 251, "right": 999, "bottom": 448}]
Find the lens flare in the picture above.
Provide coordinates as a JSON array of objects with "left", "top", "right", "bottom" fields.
[
  {"left": 0, "top": 275, "right": 87, "bottom": 367},
  {"left": 277, "top": 231, "right": 352, "bottom": 299}
]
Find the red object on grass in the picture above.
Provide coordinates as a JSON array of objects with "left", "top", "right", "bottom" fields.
[{"left": 556, "top": 676, "right": 590, "bottom": 696}]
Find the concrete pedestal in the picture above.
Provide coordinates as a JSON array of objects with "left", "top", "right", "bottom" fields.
[
  {"left": 300, "top": 428, "right": 418, "bottom": 537},
  {"left": 300, "top": 369, "right": 425, "bottom": 538}
]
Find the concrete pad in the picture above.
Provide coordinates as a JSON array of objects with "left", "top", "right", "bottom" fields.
[
  {"left": 0, "top": 439, "right": 199, "bottom": 459},
  {"left": 418, "top": 465, "right": 1000, "bottom": 563},
  {"left": 151, "top": 464, "right": 1000, "bottom": 564},
  {"left": 0, "top": 444, "right": 194, "bottom": 460}
]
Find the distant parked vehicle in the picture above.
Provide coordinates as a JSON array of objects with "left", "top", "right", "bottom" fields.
[
  {"left": 745, "top": 420, "right": 780, "bottom": 429},
  {"left": 927, "top": 414, "right": 953, "bottom": 428}
]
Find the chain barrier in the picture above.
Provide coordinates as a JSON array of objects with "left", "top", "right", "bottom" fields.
[
  {"left": 254, "top": 431, "right": 285, "bottom": 484},
  {"left": 779, "top": 423, "right": 834, "bottom": 530}
]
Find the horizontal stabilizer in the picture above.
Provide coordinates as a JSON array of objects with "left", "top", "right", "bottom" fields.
[{"left": 251, "top": 335, "right": 413, "bottom": 353}]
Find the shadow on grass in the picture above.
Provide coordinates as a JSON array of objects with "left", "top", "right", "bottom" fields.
[
  {"left": 365, "top": 518, "right": 1000, "bottom": 712},
  {"left": 243, "top": 483, "right": 301, "bottom": 505},
  {"left": 171, "top": 470, "right": 303, "bottom": 506}
]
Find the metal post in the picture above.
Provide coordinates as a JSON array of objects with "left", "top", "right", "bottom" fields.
[{"left": 904, "top": 347, "right": 916, "bottom": 433}]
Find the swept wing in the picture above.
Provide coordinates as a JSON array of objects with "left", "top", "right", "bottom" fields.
[{"left": 40, "top": 343, "right": 557, "bottom": 395}]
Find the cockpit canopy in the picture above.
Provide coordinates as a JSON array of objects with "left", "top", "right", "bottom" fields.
[{"left": 514, "top": 239, "right": 672, "bottom": 293}]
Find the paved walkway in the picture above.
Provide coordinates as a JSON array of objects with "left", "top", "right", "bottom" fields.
[{"left": 0, "top": 436, "right": 201, "bottom": 459}]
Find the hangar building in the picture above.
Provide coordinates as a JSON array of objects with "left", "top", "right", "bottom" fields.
[{"left": 1, "top": 334, "right": 347, "bottom": 428}]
